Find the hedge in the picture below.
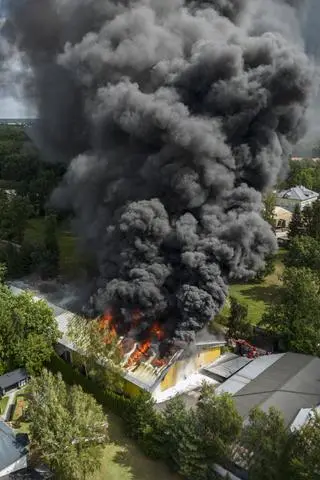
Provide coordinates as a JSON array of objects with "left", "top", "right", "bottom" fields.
[{"left": 46, "top": 354, "right": 132, "bottom": 418}]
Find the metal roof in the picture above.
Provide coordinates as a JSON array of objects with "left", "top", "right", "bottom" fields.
[
  {"left": 0, "top": 421, "right": 27, "bottom": 471},
  {"left": 204, "top": 355, "right": 253, "bottom": 380},
  {"left": 228, "top": 353, "right": 320, "bottom": 427},
  {"left": 277, "top": 185, "right": 319, "bottom": 201},
  {"left": 0, "top": 369, "right": 27, "bottom": 390}
]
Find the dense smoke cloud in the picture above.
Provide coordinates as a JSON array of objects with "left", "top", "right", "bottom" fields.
[{"left": 4, "top": 0, "right": 314, "bottom": 343}]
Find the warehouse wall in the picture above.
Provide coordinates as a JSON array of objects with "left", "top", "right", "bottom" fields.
[{"left": 160, "top": 345, "right": 221, "bottom": 392}]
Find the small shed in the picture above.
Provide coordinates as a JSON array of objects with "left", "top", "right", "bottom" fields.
[{"left": 0, "top": 369, "right": 28, "bottom": 396}]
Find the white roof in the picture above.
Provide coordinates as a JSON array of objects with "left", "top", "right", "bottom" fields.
[
  {"left": 277, "top": 185, "right": 318, "bottom": 201},
  {"left": 290, "top": 406, "right": 320, "bottom": 432},
  {"left": 154, "top": 372, "right": 218, "bottom": 404}
]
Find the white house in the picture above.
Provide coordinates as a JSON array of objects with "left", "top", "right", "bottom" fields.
[{"left": 276, "top": 185, "right": 319, "bottom": 212}]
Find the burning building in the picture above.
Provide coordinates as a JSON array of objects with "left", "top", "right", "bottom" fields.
[
  {"left": 2, "top": 0, "right": 314, "bottom": 352},
  {"left": 9, "top": 285, "right": 225, "bottom": 400}
]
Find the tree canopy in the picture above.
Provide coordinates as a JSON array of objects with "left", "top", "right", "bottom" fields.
[
  {"left": 261, "top": 267, "right": 320, "bottom": 355},
  {"left": 27, "top": 370, "right": 109, "bottom": 480},
  {"left": 285, "top": 235, "right": 320, "bottom": 273},
  {"left": 281, "top": 159, "right": 320, "bottom": 193},
  {"left": 154, "top": 384, "right": 242, "bottom": 480},
  {"left": 67, "top": 315, "right": 123, "bottom": 391},
  {"left": 0, "top": 285, "right": 59, "bottom": 374},
  {"left": 238, "top": 407, "right": 289, "bottom": 480}
]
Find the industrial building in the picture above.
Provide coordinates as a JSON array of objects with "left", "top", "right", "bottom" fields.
[{"left": 9, "top": 285, "right": 226, "bottom": 402}]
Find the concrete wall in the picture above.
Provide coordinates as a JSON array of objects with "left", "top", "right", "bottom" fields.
[{"left": 276, "top": 197, "right": 317, "bottom": 212}]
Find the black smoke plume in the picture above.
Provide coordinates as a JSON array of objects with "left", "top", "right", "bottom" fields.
[{"left": 4, "top": 0, "right": 314, "bottom": 343}]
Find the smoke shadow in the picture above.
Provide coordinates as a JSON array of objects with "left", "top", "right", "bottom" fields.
[
  {"left": 237, "top": 284, "right": 283, "bottom": 306},
  {"left": 107, "top": 412, "right": 182, "bottom": 480}
]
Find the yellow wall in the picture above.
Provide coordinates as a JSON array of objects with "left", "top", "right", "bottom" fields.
[
  {"left": 160, "top": 345, "right": 221, "bottom": 392},
  {"left": 197, "top": 346, "right": 221, "bottom": 368},
  {"left": 161, "top": 361, "right": 179, "bottom": 391},
  {"left": 123, "top": 378, "right": 143, "bottom": 397}
]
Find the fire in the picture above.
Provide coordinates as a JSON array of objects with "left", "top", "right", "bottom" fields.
[
  {"left": 100, "top": 310, "right": 113, "bottom": 329},
  {"left": 99, "top": 310, "right": 117, "bottom": 344},
  {"left": 151, "top": 322, "right": 165, "bottom": 341},
  {"left": 152, "top": 358, "right": 167, "bottom": 368},
  {"left": 126, "top": 339, "right": 151, "bottom": 368}
]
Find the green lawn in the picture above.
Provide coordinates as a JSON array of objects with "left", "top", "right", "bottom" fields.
[
  {"left": 227, "top": 249, "right": 286, "bottom": 325},
  {"left": 11, "top": 393, "right": 30, "bottom": 435},
  {"left": 0, "top": 396, "right": 9, "bottom": 415},
  {"left": 24, "top": 218, "right": 83, "bottom": 278},
  {"left": 90, "top": 444, "right": 133, "bottom": 480}
]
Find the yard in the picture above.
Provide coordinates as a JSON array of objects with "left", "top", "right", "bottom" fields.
[
  {"left": 10, "top": 356, "right": 181, "bottom": 480},
  {"left": 24, "top": 218, "right": 85, "bottom": 278},
  {"left": 227, "top": 249, "right": 286, "bottom": 325},
  {"left": 11, "top": 393, "right": 30, "bottom": 434},
  {"left": 90, "top": 443, "right": 133, "bottom": 480},
  {"left": 0, "top": 395, "right": 9, "bottom": 415}
]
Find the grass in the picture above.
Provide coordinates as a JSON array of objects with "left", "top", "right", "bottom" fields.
[
  {"left": 0, "top": 396, "right": 9, "bottom": 415},
  {"left": 11, "top": 393, "right": 30, "bottom": 435},
  {"left": 46, "top": 355, "right": 181, "bottom": 480},
  {"left": 24, "top": 217, "right": 83, "bottom": 278},
  {"left": 227, "top": 249, "right": 286, "bottom": 325},
  {"left": 90, "top": 444, "right": 133, "bottom": 480}
]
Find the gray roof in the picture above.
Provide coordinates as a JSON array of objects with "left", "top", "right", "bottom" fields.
[
  {"left": 277, "top": 185, "right": 319, "bottom": 201},
  {"left": 232, "top": 352, "right": 320, "bottom": 427},
  {"left": 0, "top": 422, "right": 27, "bottom": 471},
  {"left": 0, "top": 369, "right": 28, "bottom": 390}
]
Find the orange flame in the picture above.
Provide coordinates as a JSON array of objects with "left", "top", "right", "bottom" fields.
[
  {"left": 126, "top": 339, "right": 151, "bottom": 368},
  {"left": 151, "top": 322, "right": 165, "bottom": 341},
  {"left": 100, "top": 310, "right": 117, "bottom": 344},
  {"left": 152, "top": 358, "right": 167, "bottom": 368}
]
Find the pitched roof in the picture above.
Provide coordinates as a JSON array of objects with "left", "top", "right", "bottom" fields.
[
  {"left": 277, "top": 185, "right": 319, "bottom": 201},
  {"left": 0, "top": 421, "right": 27, "bottom": 472},
  {"left": 0, "top": 369, "right": 28, "bottom": 390},
  {"left": 217, "top": 352, "right": 320, "bottom": 427}
]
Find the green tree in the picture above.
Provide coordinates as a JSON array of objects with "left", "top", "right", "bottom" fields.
[
  {"left": 227, "top": 296, "right": 252, "bottom": 340},
  {"left": 305, "top": 199, "right": 320, "bottom": 240},
  {"left": 157, "top": 386, "right": 242, "bottom": 480},
  {"left": 255, "top": 192, "right": 277, "bottom": 281},
  {"left": 0, "top": 286, "right": 60, "bottom": 374},
  {"left": 40, "top": 214, "right": 60, "bottom": 278},
  {"left": 67, "top": 315, "right": 123, "bottom": 391},
  {"left": 156, "top": 396, "right": 192, "bottom": 470},
  {"left": 196, "top": 384, "right": 242, "bottom": 469},
  {"left": 263, "top": 192, "right": 276, "bottom": 228},
  {"left": 27, "top": 370, "right": 108, "bottom": 480},
  {"left": 285, "top": 236, "right": 320, "bottom": 273},
  {"left": 288, "top": 413, "right": 320, "bottom": 479},
  {"left": 239, "top": 407, "right": 289, "bottom": 480},
  {"left": 261, "top": 267, "right": 320, "bottom": 355},
  {"left": 288, "top": 204, "right": 304, "bottom": 239},
  {"left": 0, "top": 263, "right": 6, "bottom": 283},
  {"left": 0, "top": 191, "right": 32, "bottom": 243}
]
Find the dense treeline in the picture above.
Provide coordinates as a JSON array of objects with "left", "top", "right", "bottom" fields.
[
  {"left": 261, "top": 197, "right": 320, "bottom": 356},
  {"left": 0, "top": 126, "right": 64, "bottom": 278},
  {"left": 280, "top": 158, "right": 320, "bottom": 192},
  {"left": 0, "top": 125, "right": 65, "bottom": 215}
]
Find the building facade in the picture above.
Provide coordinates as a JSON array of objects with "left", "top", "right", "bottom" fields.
[{"left": 276, "top": 185, "right": 319, "bottom": 212}]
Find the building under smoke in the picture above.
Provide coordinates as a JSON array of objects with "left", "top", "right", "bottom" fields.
[{"left": 2, "top": 0, "right": 314, "bottom": 348}]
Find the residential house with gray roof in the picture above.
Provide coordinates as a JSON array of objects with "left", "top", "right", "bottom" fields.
[{"left": 276, "top": 185, "right": 319, "bottom": 212}]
